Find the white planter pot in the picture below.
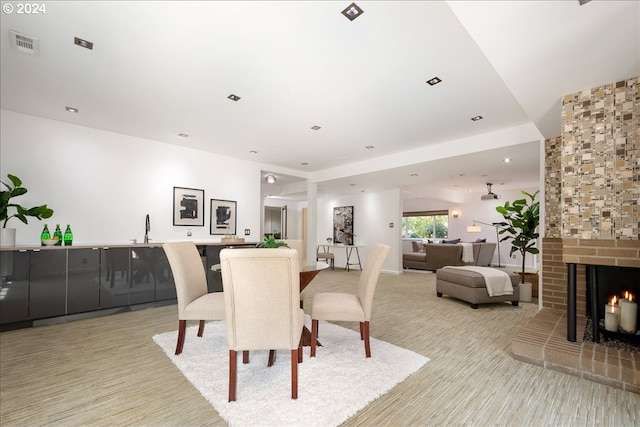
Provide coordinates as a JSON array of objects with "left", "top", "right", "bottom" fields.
[
  {"left": 0, "top": 228, "right": 16, "bottom": 247},
  {"left": 519, "top": 282, "right": 532, "bottom": 302}
]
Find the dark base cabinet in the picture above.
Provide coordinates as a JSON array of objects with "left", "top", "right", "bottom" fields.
[
  {"left": 29, "top": 250, "right": 67, "bottom": 320},
  {"left": 1, "top": 242, "right": 257, "bottom": 330},
  {"left": 67, "top": 248, "right": 100, "bottom": 314},
  {"left": 129, "top": 246, "right": 156, "bottom": 305},
  {"left": 100, "top": 247, "right": 130, "bottom": 309},
  {"left": 155, "top": 248, "right": 176, "bottom": 301},
  {"left": 0, "top": 250, "right": 30, "bottom": 323}
]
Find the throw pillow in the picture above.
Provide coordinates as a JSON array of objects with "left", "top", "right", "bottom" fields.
[
  {"left": 411, "top": 241, "right": 422, "bottom": 252},
  {"left": 443, "top": 238, "right": 461, "bottom": 244},
  {"left": 474, "top": 238, "right": 487, "bottom": 243}
]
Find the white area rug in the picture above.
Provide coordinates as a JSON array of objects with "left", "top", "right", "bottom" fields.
[{"left": 153, "top": 317, "right": 429, "bottom": 427}]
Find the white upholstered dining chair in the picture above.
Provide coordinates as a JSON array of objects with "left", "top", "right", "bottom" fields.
[
  {"left": 310, "top": 243, "right": 391, "bottom": 358},
  {"left": 219, "top": 248, "right": 304, "bottom": 401},
  {"left": 162, "top": 241, "right": 226, "bottom": 355}
]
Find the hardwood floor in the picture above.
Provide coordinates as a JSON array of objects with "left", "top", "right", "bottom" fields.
[{"left": 1, "top": 269, "right": 638, "bottom": 426}]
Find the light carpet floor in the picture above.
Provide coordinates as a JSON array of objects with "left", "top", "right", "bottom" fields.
[{"left": 153, "top": 317, "right": 429, "bottom": 427}]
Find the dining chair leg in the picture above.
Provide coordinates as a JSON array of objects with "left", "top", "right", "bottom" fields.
[
  {"left": 197, "top": 320, "right": 205, "bottom": 337},
  {"left": 229, "top": 350, "right": 237, "bottom": 402},
  {"left": 175, "top": 319, "right": 187, "bottom": 355},
  {"left": 291, "top": 349, "right": 298, "bottom": 399},
  {"left": 268, "top": 350, "right": 276, "bottom": 367},
  {"left": 298, "top": 337, "right": 303, "bottom": 363},
  {"left": 243, "top": 350, "right": 249, "bottom": 364},
  {"left": 363, "top": 321, "right": 371, "bottom": 358},
  {"left": 311, "top": 319, "right": 319, "bottom": 357},
  {"left": 359, "top": 322, "right": 364, "bottom": 340}
]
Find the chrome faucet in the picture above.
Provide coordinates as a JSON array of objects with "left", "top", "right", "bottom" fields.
[{"left": 144, "top": 214, "right": 150, "bottom": 243}]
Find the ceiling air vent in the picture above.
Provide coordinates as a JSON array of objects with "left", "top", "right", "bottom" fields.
[{"left": 9, "top": 30, "right": 39, "bottom": 55}]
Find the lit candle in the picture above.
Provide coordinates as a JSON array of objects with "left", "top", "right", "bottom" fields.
[
  {"left": 619, "top": 292, "right": 637, "bottom": 334},
  {"left": 604, "top": 295, "right": 620, "bottom": 332}
]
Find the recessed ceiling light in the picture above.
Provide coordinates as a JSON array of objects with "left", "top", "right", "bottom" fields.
[
  {"left": 249, "top": 150, "right": 258, "bottom": 154},
  {"left": 301, "top": 162, "right": 309, "bottom": 166},
  {"left": 426, "top": 77, "right": 442, "bottom": 86},
  {"left": 350, "top": 183, "right": 356, "bottom": 186},
  {"left": 504, "top": 158, "right": 512, "bottom": 163},
  {"left": 265, "top": 174, "right": 277, "bottom": 184},
  {"left": 342, "top": 2, "right": 364, "bottom": 21},
  {"left": 65, "top": 106, "right": 78, "bottom": 113},
  {"left": 410, "top": 173, "right": 418, "bottom": 177},
  {"left": 471, "top": 115, "right": 483, "bottom": 121},
  {"left": 227, "top": 94, "right": 241, "bottom": 101},
  {"left": 74, "top": 37, "right": 93, "bottom": 50},
  {"left": 311, "top": 125, "right": 321, "bottom": 130},
  {"left": 365, "top": 146, "right": 374, "bottom": 149},
  {"left": 178, "top": 133, "right": 189, "bottom": 138}
]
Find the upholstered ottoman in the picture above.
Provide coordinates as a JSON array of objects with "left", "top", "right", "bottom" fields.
[{"left": 436, "top": 267, "right": 520, "bottom": 309}]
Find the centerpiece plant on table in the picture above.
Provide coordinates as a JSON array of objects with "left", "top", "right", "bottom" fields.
[{"left": 256, "top": 234, "right": 289, "bottom": 248}]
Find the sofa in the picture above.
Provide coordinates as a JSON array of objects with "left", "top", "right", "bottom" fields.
[{"left": 403, "top": 241, "right": 496, "bottom": 271}]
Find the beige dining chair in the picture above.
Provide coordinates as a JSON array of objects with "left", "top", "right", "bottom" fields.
[
  {"left": 283, "top": 239, "right": 306, "bottom": 308},
  {"left": 219, "top": 248, "right": 304, "bottom": 401},
  {"left": 283, "top": 239, "right": 305, "bottom": 268},
  {"left": 163, "top": 242, "right": 226, "bottom": 355},
  {"left": 316, "top": 244, "right": 335, "bottom": 270},
  {"left": 310, "top": 243, "right": 391, "bottom": 358}
]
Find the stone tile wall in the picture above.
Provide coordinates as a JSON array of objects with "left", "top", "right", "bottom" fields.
[
  {"left": 542, "top": 76, "right": 639, "bottom": 313},
  {"left": 559, "top": 76, "right": 638, "bottom": 240}
]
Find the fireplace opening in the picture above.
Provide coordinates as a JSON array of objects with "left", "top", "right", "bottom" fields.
[{"left": 585, "top": 265, "right": 640, "bottom": 352}]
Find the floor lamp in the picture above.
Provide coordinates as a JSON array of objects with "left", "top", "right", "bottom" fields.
[{"left": 466, "top": 220, "right": 504, "bottom": 268}]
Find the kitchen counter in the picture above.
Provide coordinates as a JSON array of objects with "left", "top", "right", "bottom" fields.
[{"left": 0, "top": 241, "right": 260, "bottom": 251}]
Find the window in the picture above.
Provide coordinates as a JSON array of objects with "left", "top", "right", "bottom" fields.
[{"left": 402, "top": 210, "right": 449, "bottom": 239}]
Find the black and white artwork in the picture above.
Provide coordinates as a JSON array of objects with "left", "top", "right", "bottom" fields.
[
  {"left": 210, "top": 199, "right": 237, "bottom": 235},
  {"left": 173, "top": 187, "right": 205, "bottom": 226}
]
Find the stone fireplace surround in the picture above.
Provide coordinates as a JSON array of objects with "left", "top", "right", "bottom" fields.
[
  {"left": 512, "top": 238, "right": 640, "bottom": 393},
  {"left": 514, "top": 76, "right": 639, "bottom": 393}
]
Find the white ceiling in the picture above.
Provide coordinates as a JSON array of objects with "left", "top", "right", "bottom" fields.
[{"left": 2, "top": 1, "right": 638, "bottom": 201}]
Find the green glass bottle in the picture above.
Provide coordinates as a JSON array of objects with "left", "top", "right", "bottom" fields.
[
  {"left": 40, "top": 224, "right": 50, "bottom": 246},
  {"left": 53, "top": 224, "right": 63, "bottom": 246},
  {"left": 64, "top": 224, "right": 73, "bottom": 246}
]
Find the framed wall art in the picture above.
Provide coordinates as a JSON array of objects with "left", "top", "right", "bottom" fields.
[
  {"left": 210, "top": 199, "right": 237, "bottom": 235},
  {"left": 333, "top": 205, "right": 354, "bottom": 245},
  {"left": 173, "top": 186, "right": 205, "bottom": 226}
]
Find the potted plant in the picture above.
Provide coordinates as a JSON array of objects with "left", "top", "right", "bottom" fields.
[
  {"left": 493, "top": 190, "right": 540, "bottom": 302},
  {"left": 256, "top": 234, "right": 289, "bottom": 248},
  {"left": 1, "top": 173, "right": 54, "bottom": 247}
]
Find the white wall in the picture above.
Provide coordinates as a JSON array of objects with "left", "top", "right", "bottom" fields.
[
  {"left": 317, "top": 188, "right": 402, "bottom": 274},
  {"left": 1, "top": 109, "right": 263, "bottom": 246}
]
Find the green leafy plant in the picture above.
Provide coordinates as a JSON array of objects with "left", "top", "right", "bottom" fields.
[
  {"left": 256, "top": 234, "right": 289, "bottom": 248},
  {"left": 1, "top": 174, "right": 54, "bottom": 228},
  {"left": 493, "top": 190, "right": 540, "bottom": 282}
]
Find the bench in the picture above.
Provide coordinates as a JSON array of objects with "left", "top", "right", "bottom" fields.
[{"left": 436, "top": 267, "right": 520, "bottom": 309}]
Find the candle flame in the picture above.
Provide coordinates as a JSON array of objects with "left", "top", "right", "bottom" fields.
[
  {"left": 610, "top": 295, "right": 618, "bottom": 305},
  {"left": 625, "top": 291, "right": 629, "bottom": 300},
  {"left": 629, "top": 293, "right": 634, "bottom": 303}
]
